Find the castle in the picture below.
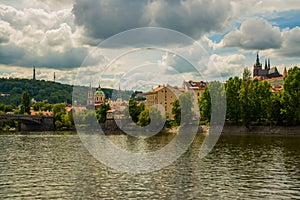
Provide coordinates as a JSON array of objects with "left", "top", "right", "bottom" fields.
[{"left": 253, "top": 53, "right": 282, "bottom": 79}]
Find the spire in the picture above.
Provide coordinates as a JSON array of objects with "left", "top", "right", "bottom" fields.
[
  {"left": 283, "top": 66, "right": 287, "bottom": 77},
  {"left": 268, "top": 58, "right": 271, "bottom": 69},
  {"left": 255, "top": 52, "right": 261, "bottom": 67},
  {"left": 97, "top": 81, "right": 102, "bottom": 91},
  {"left": 265, "top": 59, "right": 268, "bottom": 70},
  {"left": 53, "top": 72, "right": 56, "bottom": 82},
  {"left": 33, "top": 66, "right": 36, "bottom": 80},
  {"left": 256, "top": 52, "right": 260, "bottom": 65}
]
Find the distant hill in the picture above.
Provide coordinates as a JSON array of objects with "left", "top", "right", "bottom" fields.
[{"left": 0, "top": 78, "right": 133, "bottom": 106}]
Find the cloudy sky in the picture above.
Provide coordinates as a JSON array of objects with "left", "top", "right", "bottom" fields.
[{"left": 1, "top": 0, "right": 300, "bottom": 90}]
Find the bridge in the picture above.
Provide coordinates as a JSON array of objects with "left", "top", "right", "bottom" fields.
[{"left": 0, "top": 114, "right": 55, "bottom": 131}]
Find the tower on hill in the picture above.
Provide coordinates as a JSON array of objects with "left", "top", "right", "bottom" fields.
[{"left": 33, "top": 66, "right": 36, "bottom": 80}]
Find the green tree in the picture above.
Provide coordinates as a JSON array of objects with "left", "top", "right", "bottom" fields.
[
  {"left": 225, "top": 77, "right": 242, "bottom": 124},
  {"left": 179, "top": 92, "right": 194, "bottom": 125},
  {"left": 239, "top": 68, "right": 252, "bottom": 128},
  {"left": 270, "top": 91, "right": 285, "bottom": 125},
  {"left": 52, "top": 103, "right": 66, "bottom": 128},
  {"left": 128, "top": 99, "right": 144, "bottom": 123},
  {"left": 62, "top": 113, "right": 72, "bottom": 128},
  {"left": 172, "top": 99, "right": 181, "bottom": 125},
  {"left": 282, "top": 66, "right": 300, "bottom": 125},
  {"left": 96, "top": 103, "right": 111, "bottom": 123},
  {"left": 138, "top": 108, "right": 150, "bottom": 127},
  {"left": 21, "top": 91, "right": 31, "bottom": 114},
  {"left": 199, "top": 87, "right": 211, "bottom": 122}
]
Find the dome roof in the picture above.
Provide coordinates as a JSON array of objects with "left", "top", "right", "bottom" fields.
[{"left": 95, "top": 90, "right": 105, "bottom": 95}]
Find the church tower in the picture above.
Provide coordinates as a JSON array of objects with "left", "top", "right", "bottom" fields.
[
  {"left": 253, "top": 53, "right": 262, "bottom": 77},
  {"left": 87, "top": 83, "right": 94, "bottom": 106}
]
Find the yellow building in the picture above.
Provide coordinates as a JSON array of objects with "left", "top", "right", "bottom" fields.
[{"left": 145, "top": 85, "right": 183, "bottom": 119}]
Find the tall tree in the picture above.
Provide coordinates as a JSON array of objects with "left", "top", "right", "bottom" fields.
[
  {"left": 138, "top": 108, "right": 150, "bottom": 127},
  {"left": 172, "top": 99, "right": 181, "bottom": 125},
  {"left": 179, "top": 92, "right": 194, "bottom": 125},
  {"left": 199, "top": 87, "right": 211, "bottom": 122},
  {"left": 239, "top": 68, "right": 252, "bottom": 128},
  {"left": 21, "top": 91, "right": 30, "bottom": 114},
  {"left": 128, "top": 99, "right": 144, "bottom": 123},
  {"left": 226, "top": 77, "right": 242, "bottom": 124},
  {"left": 96, "top": 103, "right": 111, "bottom": 123},
  {"left": 282, "top": 66, "right": 300, "bottom": 125}
]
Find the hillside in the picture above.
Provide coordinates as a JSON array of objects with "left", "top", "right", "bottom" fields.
[{"left": 0, "top": 78, "right": 133, "bottom": 106}]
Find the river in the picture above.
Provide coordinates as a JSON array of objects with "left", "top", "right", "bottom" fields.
[{"left": 0, "top": 133, "right": 299, "bottom": 199}]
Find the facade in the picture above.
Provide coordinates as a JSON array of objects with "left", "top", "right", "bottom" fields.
[
  {"left": 182, "top": 80, "right": 208, "bottom": 114},
  {"left": 94, "top": 84, "right": 106, "bottom": 109},
  {"left": 253, "top": 53, "right": 282, "bottom": 79},
  {"left": 86, "top": 84, "right": 106, "bottom": 109},
  {"left": 182, "top": 80, "right": 207, "bottom": 100},
  {"left": 145, "top": 85, "right": 183, "bottom": 119}
]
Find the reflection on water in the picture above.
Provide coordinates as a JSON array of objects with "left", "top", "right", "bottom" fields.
[{"left": 0, "top": 133, "right": 300, "bottom": 199}]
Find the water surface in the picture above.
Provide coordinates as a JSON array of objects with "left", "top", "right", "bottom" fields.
[{"left": 0, "top": 133, "right": 299, "bottom": 199}]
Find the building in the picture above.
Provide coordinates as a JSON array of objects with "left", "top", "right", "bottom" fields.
[
  {"left": 253, "top": 53, "right": 282, "bottom": 79},
  {"left": 182, "top": 80, "right": 207, "bottom": 100},
  {"left": 86, "top": 83, "right": 106, "bottom": 109},
  {"left": 94, "top": 84, "right": 106, "bottom": 109},
  {"left": 87, "top": 84, "right": 94, "bottom": 106},
  {"left": 145, "top": 85, "right": 183, "bottom": 119},
  {"left": 182, "top": 80, "right": 208, "bottom": 114}
]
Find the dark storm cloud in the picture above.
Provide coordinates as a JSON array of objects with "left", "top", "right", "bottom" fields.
[
  {"left": 72, "top": 0, "right": 233, "bottom": 42},
  {"left": 0, "top": 44, "right": 25, "bottom": 65},
  {"left": 0, "top": 44, "right": 88, "bottom": 69},
  {"left": 73, "top": 0, "right": 150, "bottom": 40}
]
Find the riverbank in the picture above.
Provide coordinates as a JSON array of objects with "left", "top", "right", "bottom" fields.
[
  {"left": 206, "top": 124, "right": 300, "bottom": 135},
  {"left": 1, "top": 124, "right": 300, "bottom": 136}
]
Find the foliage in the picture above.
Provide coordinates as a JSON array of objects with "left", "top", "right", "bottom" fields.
[
  {"left": 20, "top": 91, "right": 30, "bottom": 114},
  {"left": 171, "top": 92, "right": 195, "bottom": 126},
  {"left": 0, "top": 78, "right": 133, "bottom": 106},
  {"left": 96, "top": 103, "right": 111, "bottom": 123},
  {"left": 32, "top": 102, "right": 53, "bottom": 111},
  {"left": 179, "top": 92, "right": 194, "bottom": 125},
  {"left": 0, "top": 103, "right": 14, "bottom": 113},
  {"left": 52, "top": 103, "right": 72, "bottom": 128},
  {"left": 172, "top": 99, "right": 181, "bottom": 125},
  {"left": 282, "top": 66, "right": 300, "bottom": 125},
  {"left": 128, "top": 99, "right": 144, "bottom": 123},
  {"left": 199, "top": 86, "right": 211, "bottom": 121},
  {"left": 225, "top": 77, "right": 242, "bottom": 124},
  {"left": 138, "top": 109, "right": 150, "bottom": 127},
  {"left": 239, "top": 68, "right": 253, "bottom": 128}
]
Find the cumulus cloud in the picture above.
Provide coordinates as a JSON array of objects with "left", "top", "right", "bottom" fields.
[
  {"left": 262, "top": 27, "right": 300, "bottom": 58},
  {"left": 0, "top": 4, "right": 87, "bottom": 69},
  {"left": 220, "top": 18, "right": 282, "bottom": 50},
  {"left": 73, "top": 0, "right": 233, "bottom": 42},
  {"left": 206, "top": 54, "right": 246, "bottom": 79}
]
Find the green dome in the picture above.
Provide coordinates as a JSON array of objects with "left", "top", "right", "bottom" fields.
[{"left": 95, "top": 90, "right": 105, "bottom": 95}]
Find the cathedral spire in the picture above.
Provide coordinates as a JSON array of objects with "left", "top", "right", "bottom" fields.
[
  {"left": 265, "top": 59, "right": 268, "bottom": 70},
  {"left": 256, "top": 52, "right": 260, "bottom": 65},
  {"left": 283, "top": 66, "right": 287, "bottom": 77},
  {"left": 268, "top": 58, "right": 271, "bottom": 69}
]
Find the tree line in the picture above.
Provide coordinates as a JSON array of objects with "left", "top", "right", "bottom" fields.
[
  {"left": 199, "top": 66, "right": 300, "bottom": 127},
  {"left": 0, "top": 78, "right": 133, "bottom": 106}
]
